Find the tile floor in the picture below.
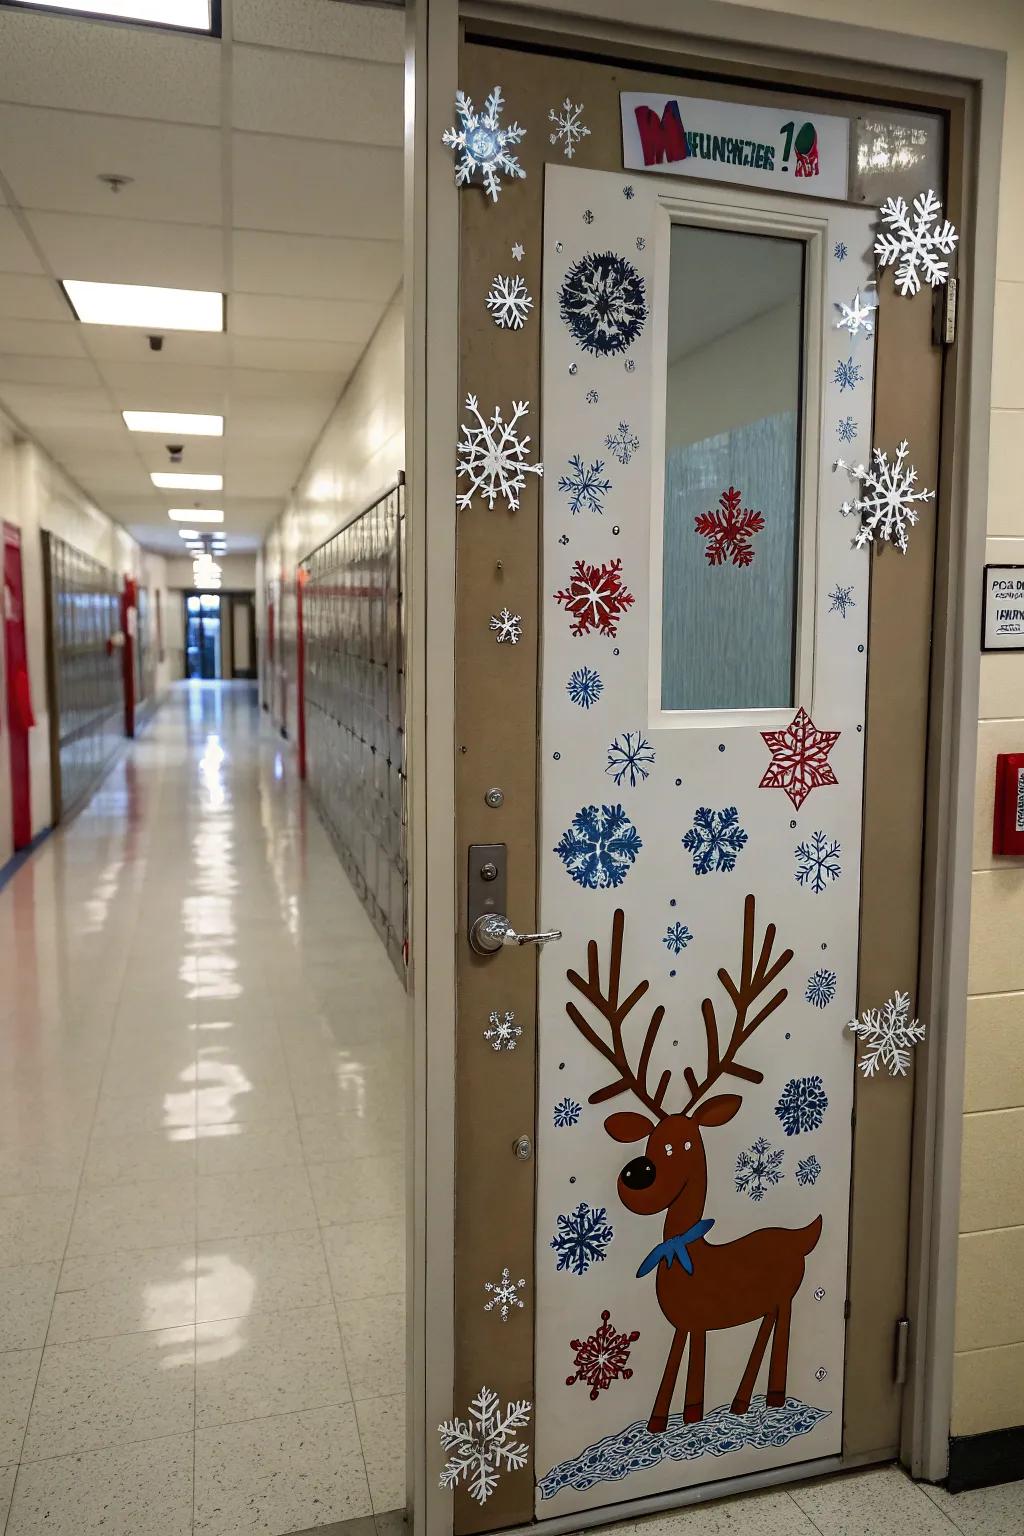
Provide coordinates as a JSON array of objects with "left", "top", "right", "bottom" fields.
[{"left": 0, "top": 683, "right": 407, "bottom": 1535}]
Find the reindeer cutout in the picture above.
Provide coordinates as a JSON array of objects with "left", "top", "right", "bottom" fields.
[{"left": 566, "top": 895, "right": 822, "bottom": 1432}]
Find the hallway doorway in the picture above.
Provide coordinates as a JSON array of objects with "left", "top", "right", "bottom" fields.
[{"left": 185, "top": 594, "right": 222, "bottom": 681}]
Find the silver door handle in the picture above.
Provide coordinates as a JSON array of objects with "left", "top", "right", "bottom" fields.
[{"left": 470, "top": 913, "right": 563, "bottom": 955}]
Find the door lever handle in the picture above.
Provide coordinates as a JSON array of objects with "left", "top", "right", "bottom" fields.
[{"left": 470, "top": 913, "right": 563, "bottom": 956}]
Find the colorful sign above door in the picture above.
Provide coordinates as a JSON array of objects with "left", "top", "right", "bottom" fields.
[{"left": 620, "top": 93, "right": 850, "bottom": 200}]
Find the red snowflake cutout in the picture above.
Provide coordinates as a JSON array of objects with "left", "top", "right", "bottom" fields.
[
  {"left": 554, "top": 558, "right": 635, "bottom": 638},
  {"left": 759, "top": 706, "right": 840, "bottom": 810},
  {"left": 694, "top": 486, "right": 765, "bottom": 567},
  {"left": 566, "top": 1309, "right": 640, "bottom": 1400}
]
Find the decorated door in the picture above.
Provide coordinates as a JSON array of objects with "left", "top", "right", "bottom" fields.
[{"left": 447, "top": 37, "right": 950, "bottom": 1535}]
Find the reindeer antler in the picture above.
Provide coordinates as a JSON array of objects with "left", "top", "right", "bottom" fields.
[
  {"left": 682, "top": 893, "right": 792, "bottom": 1114},
  {"left": 566, "top": 908, "right": 670, "bottom": 1120}
]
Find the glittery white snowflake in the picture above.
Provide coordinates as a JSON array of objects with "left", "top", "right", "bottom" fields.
[
  {"left": 835, "top": 289, "right": 878, "bottom": 338},
  {"left": 438, "top": 1386, "right": 532, "bottom": 1504},
  {"left": 835, "top": 440, "right": 935, "bottom": 554},
  {"left": 548, "top": 98, "right": 591, "bottom": 159},
  {"left": 485, "top": 272, "right": 534, "bottom": 331},
  {"left": 489, "top": 608, "right": 522, "bottom": 645},
  {"left": 875, "top": 189, "right": 958, "bottom": 297},
  {"left": 483, "top": 1266, "right": 526, "bottom": 1322},
  {"left": 847, "top": 989, "right": 925, "bottom": 1077},
  {"left": 604, "top": 422, "right": 640, "bottom": 465},
  {"left": 511, "top": 242, "right": 524, "bottom": 262},
  {"left": 484, "top": 1009, "right": 520, "bottom": 1051},
  {"left": 442, "top": 87, "right": 526, "bottom": 203},
  {"left": 456, "top": 393, "right": 543, "bottom": 512},
  {"left": 605, "top": 731, "right": 655, "bottom": 788}
]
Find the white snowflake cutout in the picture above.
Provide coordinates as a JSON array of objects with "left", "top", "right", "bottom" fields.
[
  {"left": 489, "top": 609, "right": 522, "bottom": 645},
  {"left": 874, "top": 189, "right": 958, "bottom": 297},
  {"left": 483, "top": 1266, "right": 526, "bottom": 1321},
  {"left": 438, "top": 1386, "right": 532, "bottom": 1504},
  {"left": 442, "top": 87, "right": 526, "bottom": 203},
  {"left": 835, "top": 289, "right": 878, "bottom": 338},
  {"left": 548, "top": 99, "right": 591, "bottom": 160},
  {"left": 847, "top": 989, "right": 925, "bottom": 1076},
  {"left": 456, "top": 393, "right": 543, "bottom": 512},
  {"left": 485, "top": 273, "right": 533, "bottom": 330},
  {"left": 484, "top": 1009, "right": 520, "bottom": 1051},
  {"left": 511, "top": 242, "right": 524, "bottom": 262},
  {"left": 834, "top": 439, "right": 935, "bottom": 554}
]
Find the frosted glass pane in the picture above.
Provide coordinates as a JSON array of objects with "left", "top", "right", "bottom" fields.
[{"left": 661, "top": 225, "right": 803, "bottom": 711}]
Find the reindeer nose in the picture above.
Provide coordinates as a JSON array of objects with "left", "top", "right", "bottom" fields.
[{"left": 621, "top": 1156, "right": 656, "bottom": 1191}]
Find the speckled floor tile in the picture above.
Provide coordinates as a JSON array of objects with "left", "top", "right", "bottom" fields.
[
  {"left": 308, "top": 1156, "right": 403, "bottom": 1226},
  {"left": 0, "top": 1463, "right": 14, "bottom": 1529},
  {"left": 50, "top": 1245, "right": 197, "bottom": 1343},
  {"left": 790, "top": 1466, "right": 958, "bottom": 1535},
  {"left": 196, "top": 1228, "right": 331, "bottom": 1322},
  {"left": 298, "top": 1111, "right": 402, "bottom": 1165},
  {"left": 0, "top": 1138, "right": 86, "bottom": 1199},
  {"left": 0, "top": 1348, "right": 41, "bottom": 1463},
  {"left": 197, "top": 1165, "right": 317, "bottom": 1241},
  {"left": 21, "top": 1326, "right": 195, "bottom": 1461},
  {"left": 66, "top": 1178, "right": 197, "bottom": 1258},
  {"left": 196, "top": 1303, "right": 349, "bottom": 1427},
  {"left": 195, "top": 1117, "right": 304, "bottom": 1176},
  {"left": 0, "top": 1260, "right": 59, "bottom": 1349},
  {"left": 624, "top": 1486, "right": 822, "bottom": 1536},
  {"left": 5, "top": 1432, "right": 194, "bottom": 1535},
  {"left": 355, "top": 1395, "right": 405, "bottom": 1514},
  {"left": 922, "top": 1478, "right": 1024, "bottom": 1534},
  {"left": 81, "top": 1128, "right": 197, "bottom": 1188},
  {"left": 336, "top": 1295, "right": 405, "bottom": 1401},
  {"left": 322, "top": 1219, "right": 404, "bottom": 1303},
  {"left": 0, "top": 1190, "right": 75, "bottom": 1264},
  {"left": 194, "top": 1404, "right": 372, "bottom": 1535}
]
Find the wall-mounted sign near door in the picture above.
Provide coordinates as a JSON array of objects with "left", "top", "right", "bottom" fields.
[
  {"left": 620, "top": 92, "right": 850, "bottom": 200},
  {"left": 982, "top": 564, "right": 1024, "bottom": 651}
]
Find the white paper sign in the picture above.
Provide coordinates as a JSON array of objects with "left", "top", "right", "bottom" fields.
[
  {"left": 621, "top": 92, "right": 850, "bottom": 200},
  {"left": 983, "top": 565, "right": 1024, "bottom": 650}
]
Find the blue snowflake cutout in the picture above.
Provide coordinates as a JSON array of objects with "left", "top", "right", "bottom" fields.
[
  {"left": 663, "top": 922, "right": 693, "bottom": 955},
  {"left": 682, "top": 807, "right": 748, "bottom": 875},
  {"left": 775, "top": 1075, "right": 829, "bottom": 1136},
  {"left": 833, "top": 357, "right": 863, "bottom": 392},
  {"left": 805, "top": 968, "right": 838, "bottom": 1009},
  {"left": 559, "top": 251, "right": 648, "bottom": 357},
  {"left": 837, "top": 416, "right": 857, "bottom": 444},
  {"left": 735, "top": 1136, "right": 784, "bottom": 1201},
  {"left": 606, "top": 732, "right": 654, "bottom": 788},
  {"left": 559, "top": 454, "right": 612, "bottom": 515},
  {"left": 567, "top": 667, "right": 603, "bottom": 709},
  {"left": 551, "top": 1201, "right": 613, "bottom": 1275},
  {"left": 827, "top": 584, "right": 855, "bottom": 619},
  {"left": 553, "top": 1097, "right": 582, "bottom": 1129},
  {"left": 795, "top": 831, "right": 842, "bottom": 893},
  {"left": 555, "top": 804, "right": 642, "bottom": 890},
  {"left": 834, "top": 241, "right": 849, "bottom": 261},
  {"left": 441, "top": 87, "right": 526, "bottom": 203},
  {"left": 605, "top": 422, "right": 640, "bottom": 465},
  {"left": 796, "top": 1155, "right": 822, "bottom": 1186}
]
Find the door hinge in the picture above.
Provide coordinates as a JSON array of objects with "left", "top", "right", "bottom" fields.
[
  {"left": 894, "top": 1317, "right": 910, "bottom": 1384},
  {"left": 934, "top": 276, "right": 957, "bottom": 346},
  {"left": 843, "top": 1298, "right": 851, "bottom": 1321}
]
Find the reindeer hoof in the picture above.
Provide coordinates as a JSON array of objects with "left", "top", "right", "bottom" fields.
[
  {"left": 731, "top": 1397, "right": 751, "bottom": 1416},
  {"left": 683, "top": 1403, "right": 704, "bottom": 1424},
  {"left": 766, "top": 1390, "right": 785, "bottom": 1408},
  {"left": 647, "top": 1414, "right": 668, "bottom": 1434}
]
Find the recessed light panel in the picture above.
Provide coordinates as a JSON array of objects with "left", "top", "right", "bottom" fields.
[
  {"left": 167, "top": 506, "right": 223, "bottom": 521},
  {"left": 62, "top": 280, "right": 224, "bottom": 332},
  {"left": 176, "top": 528, "right": 200, "bottom": 539},
  {"left": 153, "top": 473, "right": 222, "bottom": 492},
  {"left": 6, "top": 3, "right": 213, "bottom": 32},
  {"left": 123, "top": 411, "right": 223, "bottom": 437}
]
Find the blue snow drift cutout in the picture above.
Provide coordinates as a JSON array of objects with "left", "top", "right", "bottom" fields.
[
  {"left": 559, "top": 251, "right": 647, "bottom": 357},
  {"left": 537, "top": 1396, "right": 830, "bottom": 1499}
]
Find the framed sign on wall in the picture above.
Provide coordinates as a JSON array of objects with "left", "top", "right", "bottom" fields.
[{"left": 982, "top": 564, "right": 1024, "bottom": 651}]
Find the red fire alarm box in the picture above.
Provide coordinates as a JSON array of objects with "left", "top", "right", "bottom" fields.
[{"left": 993, "top": 753, "right": 1024, "bottom": 855}]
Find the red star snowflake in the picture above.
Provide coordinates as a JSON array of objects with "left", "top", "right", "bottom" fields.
[
  {"left": 759, "top": 706, "right": 840, "bottom": 810},
  {"left": 566, "top": 1309, "right": 639, "bottom": 1400},
  {"left": 694, "top": 486, "right": 765, "bottom": 567},
  {"left": 554, "top": 558, "right": 635, "bottom": 638}
]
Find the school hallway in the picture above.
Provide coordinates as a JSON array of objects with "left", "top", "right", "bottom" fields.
[{"left": 0, "top": 682, "right": 407, "bottom": 1535}]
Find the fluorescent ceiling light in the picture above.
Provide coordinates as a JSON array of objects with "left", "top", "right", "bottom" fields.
[
  {"left": 5, "top": 2, "right": 213, "bottom": 26},
  {"left": 123, "top": 411, "right": 223, "bottom": 437},
  {"left": 62, "top": 280, "right": 224, "bottom": 332},
  {"left": 167, "top": 506, "right": 223, "bottom": 522},
  {"left": 176, "top": 528, "right": 200, "bottom": 540},
  {"left": 154, "top": 473, "right": 222, "bottom": 492}
]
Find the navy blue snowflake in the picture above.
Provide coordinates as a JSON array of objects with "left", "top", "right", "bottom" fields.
[
  {"left": 833, "top": 357, "right": 863, "bottom": 392},
  {"left": 567, "top": 667, "right": 603, "bottom": 709},
  {"left": 605, "top": 422, "right": 639, "bottom": 465},
  {"left": 551, "top": 1201, "right": 613, "bottom": 1275},
  {"left": 663, "top": 921, "right": 693, "bottom": 955},
  {"left": 623, "top": 185, "right": 635, "bottom": 200},
  {"left": 795, "top": 831, "right": 842, "bottom": 893},
  {"left": 837, "top": 416, "right": 857, "bottom": 443},
  {"left": 805, "top": 968, "right": 838, "bottom": 1009},
  {"left": 682, "top": 806, "right": 748, "bottom": 875},
  {"left": 606, "top": 731, "right": 654, "bottom": 788},
  {"left": 827, "top": 584, "right": 855, "bottom": 619},
  {"left": 553, "top": 1097, "right": 582, "bottom": 1129},
  {"left": 735, "top": 1136, "right": 785, "bottom": 1201},
  {"left": 559, "top": 251, "right": 648, "bottom": 357},
  {"left": 796, "top": 1154, "right": 822, "bottom": 1186},
  {"left": 559, "top": 455, "right": 612, "bottom": 515},
  {"left": 555, "top": 803, "right": 642, "bottom": 890},
  {"left": 775, "top": 1075, "right": 829, "bottom": 1136},
  {"left": 834, "top": 241, "right": 848, "bottom": 261}
]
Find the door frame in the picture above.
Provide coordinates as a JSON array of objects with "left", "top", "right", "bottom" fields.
[{"left": 406, "top": 2, "right": 1004, "bottom": 1529}]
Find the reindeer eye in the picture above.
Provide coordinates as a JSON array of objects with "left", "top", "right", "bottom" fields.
[{"left": 684, "top": 1141, "right": 692, "bottom": 1151}]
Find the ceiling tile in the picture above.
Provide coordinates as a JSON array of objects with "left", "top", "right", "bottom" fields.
[
  {"left": 232, "top": 229, "right": 401, "bottom": 303},
  {"left": 0, "top": 208, "right": 43, "bottom": 274},
  {"left": 225, "top": 364, "right": 346, "bottom": 399},
  {"left": 28, "top": 211, "right": 225, "bottom": 290},
  {"left": 233, "top": 0, "right": 404, "bottom": 62},
  {"left": 0, "top": 354, "right": 98, "bottom": 387},
  {"left": 0, "top": 382, "right": 115, "bottom": 426},
  {"left": 233, "top": 133, "right": 402, "bottom": 239},
  {"left": 226, "top": 335, "right": 358, "bottom": 375},
  {"left": 0, "top": 274, "right": 70, "bottom": 322},
  {"left": 83, "top": 329, "right": 230, "bottom": 367},
  {"left": 230, "top": 292, "right": 380, "bottom": 346},
  {"left": 57, "top": 453, "right": 152, "bottom": 493},
  {"left": 135, "top": 440, "right": 223, "bottom": 473},
  {"left": 0, "top": 12, "right": 220, "bottom": 124},
  {"left": 97, "top": 360, "right": 231, "bottom": 397},
  {"left": 233, "top": 46, "right": 402, "bottom": 147},
  {"left": 224, "top": 397, "right": 330, "bottom": 441},
  {"left": 0, "top": 106, "right": 222, "bottom": 225},
  {"left": 0, "top": 317, "right": 85, "bottom": 356}
]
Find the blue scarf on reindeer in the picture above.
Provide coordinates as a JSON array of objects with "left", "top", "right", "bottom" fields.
[{"left": 635, "top": 1218, "right": 714, "bottom": 1279}]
